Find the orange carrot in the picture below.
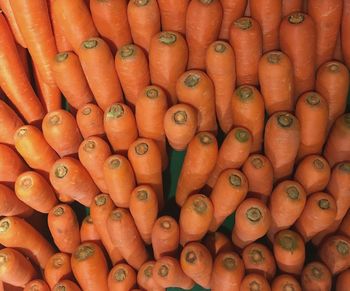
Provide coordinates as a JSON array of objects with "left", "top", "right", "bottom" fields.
[
  {"left": 282, "top": 0, "right": 303, "bottom": 17},
  {"left": 229, "top": 17, "right": 262, "bottom": 86},
  {"left": 157, "top": 0, "right": 188, "bottom": 34},
  {"left": 301, "top": 261, "right": 332, "bottom": 291},
  {"left": 339, "top": 210, "right": 350, "bottom": 237},
  {"left": 271, "top": 274, "right": 302, "bottom": 291},
  {"left": 0, "top": 99, "right": 23, "bottom": 146},
  {"left": 342, "top": 0, "right": 350, "bottom": 68},
  {"left": 203, "top": 232, "right": 234, "bottom": 258},
  {"left": 137, "top": 261, "right": 164, "bottom": 291},
  {"left": 219, "top": 0, "right": 247, "bottom": 40},
  {"left": 240, "top": 273, "right": 271, "bottom": 290},
  {"left": 108, "top": 263, "right": 137, "bottom": 291},
  {"left": 23, "top": 280, "right": 50, "bottom": 291},
  {"left": 336, "top": 269, "right": 350, "bottom": 291},
  {"left": 76, "top": 104, "right": 105, "bottom": 139},
  {"left": 206, "top": 41, "right": 236, "bottom": 133},
  {"left": 80, "top": 216, "right": 101, "bottom": 244},
  {"left": 0, "top": 184, "right": 32, "bottom": 217},
  {"left": 44, "top": 253, "right": 73, "bottom": 289},
  {"left": 53, "top": 280, "right": 81, "bottom": 291},
  {"left": 186, "top": 0, "right": 223, "bottom": 70}
]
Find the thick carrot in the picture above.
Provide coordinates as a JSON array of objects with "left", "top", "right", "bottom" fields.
[
  {"left": 23, "top": 280, "right": 50, "bottom": 291},
  {"left": 264, "top": 112, "right": 300, "bottom": 181},
  {"left": 301, "top": 261, "right": 332, "bottom": 291},
  {"left": 90, "top": 0, "right": 132, "bottom": 52},
  {"left": 76, "top": 104, "right": 105, "bottom": 139},
  {"left": 108, "top": 263, "right": 136, "bottom": 291},
  {"left": 337, "top": 269, "right": 350, "bottom": 291},
  {"left": 80, "top": 216, "right": 101, "bottom": 244},
  {"left": 229, "top": 17, "right": 262, "bottom": 86},
  {"left": 179, "top": 194, "right": 214, "bottom": 246},
  {"left": 107, "top": 208, "right": 148, "bottom": 270},
  {"left": 280, "top": 12, "right": 316, "bottom": 97},
  {"left": 219, "top": 0, "right": 247, "bottom": 40},
  {"left": 282, "top": 0, "right": 303, "bottom": 17},
  {"left": 157, "top": 0, "right": 188, "bottom": 35},
  {"left": 137, "top": 261, "right": 165, "bottom": 291},
  {"left": 127, "top": 0, "right": 161, "bottom": 53},
  {"left": 206, "top": 41, "right": 236, "bottom": 133},
  {"left": 186, "top": 0, "right": 223, "bottom": 70},
  {"left": 339, "top": 210, "right": 350, "bottom": 237},
  {"left": 203, "top": 232, "right": 234, "bottom": 258},
  {"left": 206, "top": 127, "right": 252, "bottom": 188},
  {"left": 49, "top": 157, "right": 99, "bottom": 206},
  {"left": 53, "top": 280, "right": 81, "bottom": 291},
  {"left": 342, "top": 0, "right": 350, "bottom": 68},
  {"left": 271, "top": 274, "right": 302, "bottom": 291},
  {"left": 0, "top": 99, "right": 23, "bottom": 146},
  {"left": 149, "top": 31, "right": 188, "bottom": 105},
  {"left": 240, "top": 273, "right": 271, "bottom": 291},
  {"left": 71, "top": 242, "right": 108, "bottom": 291},
  {"left": 115, "top": 44, "right": 150, "bottom": 107},
  {"left": 209, "top": 169, "right": 248, "bottom": 232},
  {"left": 78, "top": 136, "right": 111, "bottom": 193},
  {"left": 44, "top": 253, "right": 72, "bottom": 289},
  {"left": 52, "top": 51, "right": 94, "bottom": 110},
  {"left": 151, "top": 216, "right": 179, "bottom": 260},
  {"left": 175, "top": 132, "right": 218, "bottom": 206},
  {"left": 258, "top": 51, "right": 294, "bottom": 114},
  {"left": 0, "top": 184, "right": 32, "bottom": 217}
]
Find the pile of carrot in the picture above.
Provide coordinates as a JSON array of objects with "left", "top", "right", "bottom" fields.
[{"left": 0, "top": 0, "right": 349, "bottom": 290}]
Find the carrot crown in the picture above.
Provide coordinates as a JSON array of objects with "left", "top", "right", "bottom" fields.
[
  {"left": 55, "top": 165, "right": 68, "bottom": 178},
  {"left": 282, "top": 283, "right": 295, "bottom": 291},
  {"left": 306, "top": 94, "right": 320, "bottom": 106},
  {"left": 198, "top": 133, "right": 213, "bottom": 145},
  {"left": 0, "top": 253, "right": 7, "bottom": 266},
  {"left": 286, "top": 186, "right": 300, "bottom": 200},
  {"left": 192, "top": 197, "right": 208, "bottom": 214},
  {"left": 251, "top": 157, "right": 264, "bottom": 169},
  {"left": 144, "top": 265, "right": 153, "bottom": 278},
  {"left": 278, "top": 233, "right": 298, "bottom": 253},
  {"left": 146, "top": 88, "right": 159, "bottom": 99},
  {"left": 288, "top": 13, "right": 305, "bottom": 24},
  {"left": 53, "top": 206, "right": 65, "bottom": 216},
  {"left": 237, "top": 86, "right": 253, "bottom": 101},
  {"left": 82, "top": 106, "right": 92, "bottom": 115},
  {"left": 339, "top": 162, "right": 350, "bottom": 172},
  {"left": 106, "top": 104, "right": 124, "bottom": 119},
  {"left": 137, "top": 190, "right": 149, "bottom": 201},
  {"left": 235, "top": 129, "right": 250, "bottom": 143},
  {"left": 82, "top": 39, "right": 99, "bottom": 49},
  {"left": 222, "top": 256, "right": 237, "bottom": 271},
  {"left": 246, "top": 207, "right": 262, "bottom": 223},
  {"left": 95, "top": 194, "right": 108, "bottom": 206},
  {"left": 74, "top": 244, "right": 95, "bottom": 261},
  {"left": 313, "top": 159, "right": 324, "bottom": 170},
  {"left": 267, "top": 52, "right": 281, "bottom": 64},
  {"left": 114, "top": 268, "right": 127, "bottom": 282},
  {"left": 134, "top": 0, "right": 149, "bottom": 6},
  {"left": 336, "top": 241, "right": 349, "bottom": 256},
  {"left": 85, "top": 216, "right": 93, "bottom": 224},
  {"left": 310, "top": 266, "right": 323, "bottom": 280},
  {"left": 160, "top": 219, "right": 172, "bottom": 230},
  {"left": 229, "top": 174, "right": 242, "bottom": 187},
  {"left": 214, "top": 42, "right": 227, "bottom": 53},
  {"left": 53, "top": 257, "right": 64, "bottom": 269},
  {"left": 184, "top": 74, "right": 200, "bottom": 88},
  {"left": 109, "top": 158, "right": 121, "bottom": 169},
  {"left": 185, "top": 251, "right": 198, "bottom": 264},
  {"left": 119, "top": 45, "right": 136, "bottom": 58},
  {"left": 83, "top": 140, "right": 96, "bottom": 152},
  {"left": 200, "top": 0, "right": 214, "bottom": 4},
  {"left": 234, "top": 18, "right": 252, "bottom": 30},
  {"left": 54, "top": 284, "right": 66, "bottom": 291},
  {"left": 159, "top": 32, "right": 177, "bottom": 45},
  {"left": 0, "top": 220, "right": 10, "bottom": 233},
  {"left": 111, "top": 209, "right": 123, "bottom": 221},
  {"left": 318, "top": 199, "right": 330, "bottom": 210},
  {"left": 173, "top": 111, "right": 187, "bottom": 125},
  {"left": 48, "top": 114, "right": 62, "bottom": 126},
  {"left": 249, "top": 281, "right": 261, "bottom": 291},
  {"left": 20, "top": 176, "right": 33, "bottom": 190},
  {"left": 55, "top": 52, "right": 69, "bottom": 62},
  {"left": 277, "top": 113, "right": 294, "bottom": 128},
  {"left": 249, "top": 249, "right": 264, "bottom": 264},
  {"left": 17, "top": 127, "right": 28, "bottom": 137},
  {"left": 135, "top": 142, "right": 149, "bottom": 155},
  {"left": 158, "top": 264, "right": 169, "bottom": 277},
  {"left": 327, "top": 63, "right": 340, "bottom": 73}
]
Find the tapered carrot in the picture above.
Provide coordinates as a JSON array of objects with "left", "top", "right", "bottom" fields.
[
  {"left": 149, "top": 31, "right": 188, "bottom": 105},
  {"left": 240, "top": 273, "right": 271, "bottom": 291},
  {"left": 280, "top": 12, "right": 316, "bottom": 97},
  {"left": 210, "top": 251, "right": 245, "bottom": 291},
  {"left": 229, "top": 17, "right": 262, "bottom": 86},
  {"left": 52, "top": 51, "right": 94, "bottom": 110},
  {"left": 127, "top": 0, "right": 161, "bottom": 53},
  {"left": 71, "top": 242, "right": 108, "bottom": 291},
  {"left": 301, "top": 261, "right": 332, "bottom": 291},
  {"left": 175, "top": 132, "right": 218, "bottom": 206},
  {"left": 282, "top": 0, "right": 303, "bottom": 17},
  {"left": 206, "top": 41, "right": 236, "bottom": 133},
  {"left": 0, "top": 100, "right": 23, "bottom": 146},
  {"left": 219, "top": 0, "right": 247, "bottom": 40},
  {"left": 128, "top": 138, "right": 164, "bottom": 209},
  {"left": 49, "top": 157, "right": 99, "bottom": 206},
  {"left": 186, "top": 0, "right": 223, "bottom": 70},
  {"left": 179, "top": 194, "right": 214, "bottom": 246},
  {"left": 207, "top": 127, "right": 252, "bottom": 188},
  {"left": 80, "top": 216, "right": 101, "bottom": 245},
  {"left": 0, "top": 184, "right": 32, "bottom": 217},
  {"left": 137, "top": 261, "right": 165, "bottom": 291},
  {"left": 232, "top": 199, "right": 271, "bottom": 249},
  {"left": 157, "top": 0, "right": 188, "bottom": 34},
  {"left": 44, "top": 253, "right": 72, "bottom": 289},
  {"left": 271, "top": 274, "right": 301, "bottom": 291},
  {"left": 0, "top": 14, "right": 45, "bottom": 124},
  {"left": 23, "top": 280, "right": 50, "bottom": 291},
  {"left": 324, "top": 113, "right": 350, "bottom": 167},
  {"left": 295, "top": 192, "right": 337, "bottom": 241},
  {"left": 342, "top": 0, "right": 350, "bottom": 68},
  {"left": 115, "top": 44, "right": 150, "bottom": 107},
  {"left": 153, "top": 256, "right": 195, "bottom": 289},
  {"left": 76, "top": 104, "right": 105, "bottom": 139},
  {"left": 151, "top": 216, "right": 179, "bottom": 260},
  {"left": 264, "top": 112, "right": 300, "bottom": 181},
  {"left": 90, "top": 0, "right": 132, "bottom": 52},
  {"left": 53, "top": 280, "right": 81, "bottom": 291},
  {"left": 315, "top": 61, "right": 349, "bottom": 129},
  {"left": 78, "top": 137, "right": 111, "bottom": 193},
  {"left": 209, "top": 169, "right": 248, "bottom": 232},
  {"left": 203, "top": 232, "right": 234, "bottom": 258},
  {"left": 108, "top": 263, "right": 136, "bottom": 291},
  {"left": 339, "top": 210, "right": 350, "bottom": 237},
  {"left": 0, "top": 216, "right": 54, "bottom": 268},
  {"left": 337, "top": 269, "right": 350, "bottom": 291},
  {"left": 107, "top": 208, "right": 148, "bottom": 270}
]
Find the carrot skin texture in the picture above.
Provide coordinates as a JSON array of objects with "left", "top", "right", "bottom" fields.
[
  {"left": 53, "top": 280, "right": 81, "bottom": 291},
  {"left": 219, "top": 0, "right": 247, "bottom": 40},
  {"left": 0, "top": 99, "right": 23, "bottom": 146},
  {"left": 137, "top": 261, "right": 165, "bottom": 291},
  {"left": 203, "top": 232, "right": 234, "bottom": 258},
  {"left": 282, "top": 0, "right": 303, "bottom": 17},
  {"left": 80, "top": 216, "right": 101, "bottom": 244},
  {"left": 157, "top": 0, "right": 188, "bottom": 34},
  {"left": 0, "top": 184, "right": 33, "bottom": 217},
  {"left": 44, "top": 253, "right": 73, "bottom": 289},
  {"left": 76, "top": 104, "right": 105, "bottom": 139},
  {"left": 301, "top": 261, "right": 332, "bottom": 291},
  {"left": 23, "top": 280, "right": 50, "bottom": 291},
  {"left": 336, "top": 269, "right": 350, "bottom": 291}
]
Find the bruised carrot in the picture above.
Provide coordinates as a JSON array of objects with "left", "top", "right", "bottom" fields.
[
  {"left": 137, "top": 261, "right": 164, "bottom": 291},
  {"left": 44, "top": 253, "right": 72, "bottom": 289},
  {"left": 157, "top": 0, "right": 188, "bottom": 34},
  {"left": 342, "top": 0, "right": 350, "bottom": 68},
  {"left": 336, "top": 269, "right": 350, "bottom": 291},
  {"left": 76, "top": 104, "right": 105, "bottom": 139},
  {"left": 80, "top": 216, "right": 101, "bottom": 244},
  {"left": 219, "top": 0, "right": 247, "bottom": 40},
  {"left": 0, "top": 99, "right": 23, "bottom": 146},
  {"left": 203, "top": 232, "right": 234, "bottom": 258},
  {"left": 0, "top": 184, "right": 32, "bottom": 217},
  {"left": 301, "top": 261, "right": 332, "bottom": 291},
  {"left": 23, "top": 280, "right": 50, "bottom": 291},
  {"left": 240, "top": 273, "right": 271, "bottom": 291},
  {"left": 108, "top": 263, "right": 136, "bottom": 291},
  {"left": 271, "top": 274, "right": 302, "bottom": 291},
  {"left": 339, "top": 210, "right": 350, "bottom": 237},
  {"left": 282, "top": 0, "right": 303, "bottom": 17},
  {"left": 53, "top": 280, "right": 81, "bottom": 291}
]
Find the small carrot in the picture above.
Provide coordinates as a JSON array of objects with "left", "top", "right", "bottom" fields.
[
  {"left": 209, "top": 169, "right": 248, "bottom": 232},
  {"left": 0, "top": 184, "right": 32, "bottom": 217},
  {"left": 151, "top": 216, "right": 179, "bottom": 260},
  {"left": 271, "top": 274, "right": 302, "bottom": 291},
  {"left": 23, "top": 280, "right": 50, "bottom": 291},
  {"left": 240, "top": 273, "right": 271, "bottom": 291},
  {"left": 339, "top": 210, "right": 350, "bottom": 237},
  {"left": 108, "top": 263, "right": 137, "bottom": 291},
  {"left": 0, "top": 99, "right": 23, "bottom": 146},
  {"left": 336, "top": 269, "right": 350, "bottom": 291},
  {"left": 206, "top": 41, "right": 236, "bottom": 133},
  {"left": 127, "top": 0, "right": 161, "bottom": 53},
  {"left": 242, "top": 243, "right": 276, "bottom": 281},
  {"left": 264, "top": 112, "right": 300, "bottom": 181},
  {"left": 71, "top": 242, "right": 109, "bottom": 291},
  {"left": 157, "top": 0, "right": 188, "bottom": 34},
  {"left": 342, "top": 0, "right": 350, "bottom": 68},
  {"left": 76, "top": 104, "right": 105, "bottom": 139},
  {"left": 282, "top": 0, "right": 303, "bottom": 17},
  {"left": 219, "top": 0, "right": 247, "bottom": 40},
  {"left": 229, "top": 17, "right": 262, "bottom": 86},
  {"left": 137, "top": 261, "right": 164, "bottom": 291},
  {"left": 53, "top": 280, "right": 81, "bottom": 291},
  {"left": 80, "top": 216, "right": 101, "bottom": 244},
  {"left": 232, "top": 198, "right": 271, "bottom": 249},
  {"left": 44, "top": 253, "right": 72, "bottom": 289},
  {"left": 179, "top": 194, "right": 214, "bottom": 246},
  {"left": 301, "top": 261, "right": 332, "bottom": 291},
  {"left": 149, "top": 31, "right": 188, "bottom": 105},
  {"left": 203, "top": 232, "right": 234, "bottom": 258},
  {"left": 176, "top": 70, "right": 217, "bottom": 133}
]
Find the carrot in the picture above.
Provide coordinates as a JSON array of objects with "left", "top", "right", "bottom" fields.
[
  {"left": 23, "top": 280, "right": 50, "bottom": 291},
  {"left": 128, "top": 138, "right": 164, "bottom": 209},
  {"left": 90, "top": 0, "right": 132, "bottom": 53},
  {"left": 264, "top": 112, "right": 300, "bottom": 181},
  {"left": 157, "top": 0, "right": 188, "bottom": 34},
  {"left": 176, "top": 70, "right": 217, "bottom": 133},
  {"left": 179, "top": 194, "right": 214, "bottom": 246},
  {"left": 53, "top": 280, "right": 81, "bottom": 291},
  {"left": 186, "top": 0, "right": 223, "bottom": 70},
  {"left": 242, "top": 243, "right": 276, "bottom": 281},
  {"left": 339, "top": 210, "right": 350, "bottom": 237},
  {"left": 175, "top": 132, "right": 218, "bottom": 206},
  {"left": 210, "top": 251, "right": 245, "bottom": 291},
  {"left": 232, "top": 199, "right": 271, "bottom": 249},
  {"left": 229, "top": 17, "right": 262, "bottom": 86},
  {"left": 78, "top": 136, "right": 111, "bottom": 193},
  {"left": 44, "top": 253, "right": 72, "bottom": 289},
  {"left": 336, "top": 269, "right": 350, "bottom": 291},
  {"left": 0, "top": 216, "right": 54, "bottom": 268},
  {"left": 0, "top": 14, "right": 45, "bottom": 124},
  {"left": 282, "top": 0, "right": 303, "bottom": 17},
  {"left": 52, "top": 51, "right": 94, "bottom": 110},
  {"left": 206, "top": 127, "right": 252, "bottom": 188},
  {"left": 76, "top": 104, "right": 105, "bottom": 139},
  {"left": 301, "top": 261, "right": 332, "bottom": 291},
  {"left": 14, "top": 125, "right": 59, "bottom": 175},
  {"left": 151, "top": 216, "right": 179, "bottom": 260},
  {"left": 152, "top": 256, "right": 195, "bottom": 289},
  {"left": 280, "top": 12, "right": 316, "bottom": 97},
  {"left": 342, "top": 0, "right": 350, "bottom": 68},
  {"left": 108, "top": 263, "right": 136, "bottom": 291},
  {"left": 0, "top": 184, "right": 32, "bottom": 217},
  {"left": 137, "top": 261, "right": 164, "bottom": 291},
  {"left": 206, "top": 41, "right": 236, "bottom": 133},
  {"left": 107, "top": 208, "right": 149, "bottom": 270},
  {"left": 0, "top": 99, "right": 23, "bottom": 146},
  {"left": 295, "top": 192, "right": 337, "bottom": 241},
  {"left": 80, "top": 216, "right": 101, "bottom": 245},
  {"left": 209, "top": 169, "right": 248, "bottom": 232},
  {"left": 115, "top": 44, "right": 150, "bottom": 107},
  {"left": 324, "top": 113, "right": 350, "bottom": 167},
  {"left": 271, "top": 274, "right": 302, "bottom": 291},
  {"left": 240, "top": 273, "right": 271, "bottom": 291},
  {"left": 135, "top": 85, "right": 168, "bottom": 169},
  {"left": 49, "top": 157, "right": 99, "bottom": 206},
  {"left": 319, "top": 235, "right": 350, "bottom": 275},
  {"left": 203, "top": 232, "right": 234, "bottom": 258},
  {"left": 71, "top": 242, "right": 108, "bottom": 291},
  {"left": 149, "top": 31, "right": 188, "bottom": 105},
  {"left": 315, "top": 61, "right": 349, "bottom": 129},
  {"left": 127, "top": 0, "right": 161, "bottom": 53}
]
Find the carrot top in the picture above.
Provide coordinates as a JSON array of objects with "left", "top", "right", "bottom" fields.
[
  {"left": 106, "top": 103, "right": 125, "bottom": 119},
  {"left": 276, "top": 113, "right": 295, "bottom": 128},
  {"left": 234, "top": 18, "right": 253, "bottom": 30},
  {"left": 158, "top": 32, "right": 177, "bottom": 45},
  {"left": 73, "top": 244, "right": 94, "bottom": 262},
  {"left": 55, "top": 52, "right": 69, "bottom": 63},
  {"left": 288, "top": 12, "right": 305, "bottom": 25}
]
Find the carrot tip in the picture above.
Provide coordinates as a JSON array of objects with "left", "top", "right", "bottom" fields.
[
  {"left": 55, "top": 165, "right": 68, "bottom": 178},
  {"left": 120, "top": 45, "right": 136, "bottom": 58},
  {"left": 146, "top": 88, "right": 159, "bottom": 99},
  {"left": 249, "top": 249, "right": 264, "bottom": 264},
  {"left": 327, "top": 63, "right": 340, "bottom": 72},
  {"left": 137, "top": 190, "right": 149, "bottom": 201},
  {"left": 192, "top": 198, "right": 208, "bottom": 214},
  {"left": 109, "top": 158, "right": 121, "bottom": 169},
  {"left": 158, "top": 265, "right": 169, "bottom": 277},
  {"left": 336, "top": 241, "right": 349, "bottom": 256},
  {"left": 107, "top": 104, "right": 124, "bottom": 119},
  {"left": 74, "top": 244, "right": 94, "bottom": 261},
  {"left": 277, "top": 114, "right": 293, "bottom": 128},
  {"left": 161, "top": 220, "right": 172, "bottom": 230},
  {"left": 267, "top": 52, "right": 281, "bottom": 64},
  {"left": 17, "top": 128, "right": 28, "bottom": 137},
  {"left": 114, "top": 268, "right": 127, "bottom": 282},
  {"left": 0, "top": 221, "right": 9, "bottom": 233},
  {"left": 82, "top": 107, "right": 92, "bottom": 115},
  {"left": 286, "top": 186, "right": 300, "bottom": 200},
  {"left": 184, "top": 74, "right": 200, "bottom": 88},
  {"left": 53, "top": 257, "right": 64, "bottom": 268},
  {"left": 278, "top": 234, "right": 297, "bottom": 251},
  {"left": 174, "top": 111, "right": 187, "bottom": 124},
  {"left": 135, "top": 143, "right": 149, "bottom": 155},
  {"left": 339, "top": 162, "right": 350, "bottom": 172},
  {"left": 20, "top": 177, "right": 33, "bottom": 189},
  {"left": 251, "top": 158, "right": 264, "bottom": 169},
  {"left": 283, "top": 284, "right": 296, "bottom": 291},
  {"left": 229, "top": 174, "right": 242, "bottom": 187},
  {"left": 306, "top": 94, "right": 320, "bottom": 106},
  {"left": 53, "top": 206, "right": 65, "bottom": 216},
  {"left": 234, "top": 18, "right": 252, "bottom": 30},
  {"left": 288, "top": 13, "right": 305, "bottom": 24},
  {"left": 223, "top": 257, "right": 236, "bottom": 270},
  {"left": 83, "top": 140, "right": 96, "bottom": 152},
  {"left": 159, "top": 32, "right": 177, "bottom": 45},
  {"left": 144, "top": 265, "right": 153, "bottom": 277},
  {"left": 246, "top": 207, "right": 262, "bottom": 223},
  {"left": 318, "top": 199, "right": 330, "bottom": 210},
  {"left": 95, "top": 195, "right": 107, "bottom": 206},
  {"left": 199, "top": 133, "right": 213, "bottom": 145},
  {"left": 235, "top": 129, "right": 250, "bottom": 143},
  {"left": 185, "top": 251, "right": 197, "bottom": 264},
  {"left": 214, "top": 42, "right": 227, "bottom": 53},
  {"left": 311, "top": 267, "right": 323, "bottom": 279},
  {"left": 237, "top": 86, "right": 253, "bottom": 100},
  {"left": 83, "top": 39, "right": 98, "bottom": 49},
  {"left": 0, "top": 254, "right": 7, "bottom": 266},
  {"left": 111, "top": 210, "right": 123, "bottom": 221},
  {"left": 56, "top": 52, "right": 69, "bottom": 63},
  {"left": 313, "top": 159, "right": 324, "bottom": 169}
]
